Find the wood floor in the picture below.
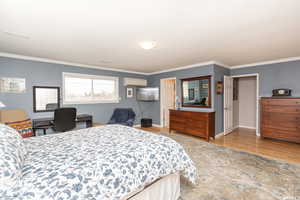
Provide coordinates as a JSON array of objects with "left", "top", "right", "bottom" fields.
[{"left": 140, "top": 126, "right": 300, "bottom": 165}]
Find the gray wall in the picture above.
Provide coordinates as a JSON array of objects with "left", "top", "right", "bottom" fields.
[
  {"left": 230, "top": 60, "right": 300, "bottom": 97},
  {"left": 148, "top": 65, "right": 214, "bottom": 125},
  {"left": 213, "top": 65, "right": 230, "bottom": 134},
  {"left": 0, "top": 57, "right": 152, "bottom": 124},
  {"left": 2, "top": 56, "right": 299, "bottom": 136},
  {"left": 147, "top": 64, "right": 228, "bottom": 134}
]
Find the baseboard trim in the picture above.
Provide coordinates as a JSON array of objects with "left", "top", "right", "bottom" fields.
[
  {"left": 215, "top": 132, "right": 224, "bottom": 138},
  {"left": 152, "top": 124, "right": 162, "bottom": 128},
  {"left": 238, "top": 125, "right": 256, "bottom": 130}
]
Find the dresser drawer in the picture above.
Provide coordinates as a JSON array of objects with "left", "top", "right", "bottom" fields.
[
  {"left": 169, "top": 110, "right": 189, "bottom": 118},
  {"left": 262, "top": 112, "right": 300, "bottom": 122},
  {"left": 261, "top": 113, "right": 300, "bottom": 130},
  {"left": 170, "top": 122, "right": 185, "bottom": 133},
  {"left": 170, "top": 116, "right": 186, "bottom": 123},
  {"left": 262, "top": 105, "right": 300, "bottom": 114},
  {"left": 186, "top": 119, "right": 207, "bottom": 129},
  {"left": 262, "top": 99, "right": 300, "bottom": 106},
  {"left": 185, "top": 127, "right": 207, "bottom": 137},
  {"left": 262, "top": 127, "right": 300, "bottom": 143},
  {"left": 261, "top": 123, "right": 300, "bottom": 132}
]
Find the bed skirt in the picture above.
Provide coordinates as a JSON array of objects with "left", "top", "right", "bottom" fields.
[{"left": 126, "top": 173, "right": 180, "bottom": 200}]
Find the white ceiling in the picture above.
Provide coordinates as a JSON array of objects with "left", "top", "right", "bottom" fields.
[{"left": 0, "top": 0, "right": 300, "bottom": 73}]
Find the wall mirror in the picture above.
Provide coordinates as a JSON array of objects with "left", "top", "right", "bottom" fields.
[
  {"left": 33, "top": 86, "right": 60, "bottom": 112},
  {"left": 181, "top": 76, "right": 211, "bottom": 108}
]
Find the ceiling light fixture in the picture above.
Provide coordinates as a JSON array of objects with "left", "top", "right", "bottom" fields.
[{"left": 139, "top": 41, "right": 157, "bottom": 50}]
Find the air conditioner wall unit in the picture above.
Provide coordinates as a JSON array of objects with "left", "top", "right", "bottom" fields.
[{"left": 124, "top": 78, "right": 147, "bottom": 86}]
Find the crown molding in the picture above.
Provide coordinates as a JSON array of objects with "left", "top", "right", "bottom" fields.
[
  {"left": 1, "top": 52, "right": 300, "bottom": 75},
  {"left": 0, "top": 52, "right": 230, "bottom": 75},
  {"left": 148, "top": 61, "right": 230, "bottom": 75},
  {"left": 0, "top": 52, "right": 149, "bottom": 75},
  {"left": 230, "top": 56, "right": 300, "bottom": 69},
  {"left": 213, "top": 61, "right": 230, "bottom": 68}
]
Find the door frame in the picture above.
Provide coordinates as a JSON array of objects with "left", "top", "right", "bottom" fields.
[
  {"left": 160, "top": 77, "right": 177, "bottom": 127},
  {"left": 223, "top": 75, "right": 234, "bottom": 135},
  {"left": 223, "top": 73, "right": 260, "bottom": 136}
]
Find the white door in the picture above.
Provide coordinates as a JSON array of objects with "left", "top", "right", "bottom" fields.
[
  {"left": 224, "top": 76, "right": 234, "bottom": 135},
  {"left": 160, "top": 79, "right": 176, "bottom": 128}
]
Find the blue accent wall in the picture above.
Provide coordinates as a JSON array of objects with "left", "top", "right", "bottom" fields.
[
  {"left": 214, "top": 65, "right": 230, "bottom": 134},
  {"left": 0, "top": 57, "right": 152, "bottom": 125},
  {"left": 1, "top": 55, "right": 299, "bottom": 136},
  {"left": 147, "top": 65, "right": 214, "bottom": 125},
  {"left": 230, "top": 60, "right": 300, "bottom": 97},
  {"left": 147, "top": 64, "right": 229, "bottom": 134}
]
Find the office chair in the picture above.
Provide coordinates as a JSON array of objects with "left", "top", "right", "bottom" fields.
[
  {"left": 46, "top": 103, "right": 59, "bottom": 110},
  {"left": 52, "top": 107, "right": 77, "bottom": 132}
]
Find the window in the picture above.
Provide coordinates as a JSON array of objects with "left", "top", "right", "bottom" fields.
[{"left": 63, "top": 72, "right": 119, "bottom": 104}]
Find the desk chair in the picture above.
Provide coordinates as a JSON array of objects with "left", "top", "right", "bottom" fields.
[
  {"left": 52, "top": 107, "right": 77, "bottom": 132},
  {"left": 46, "top": 103, "right": 59, "bottom": 110}
]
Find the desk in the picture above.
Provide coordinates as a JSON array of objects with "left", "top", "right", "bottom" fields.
[{"left": 32, "top": 114, "right": 93, "bottom": 136}]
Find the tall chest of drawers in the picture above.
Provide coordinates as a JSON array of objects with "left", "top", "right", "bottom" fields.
[
  {"left": 169, "top": 109, "right": 215, "bottom": 141},
  {"left": 261, "top": 97, "right": 300, "bottom": 143}
]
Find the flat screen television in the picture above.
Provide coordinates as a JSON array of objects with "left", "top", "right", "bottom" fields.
[{"left": 137, "top": 87, "right": 159, "bottom": 101}]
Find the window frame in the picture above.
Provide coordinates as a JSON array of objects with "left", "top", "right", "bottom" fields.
[{"left": 62, "top": 72, "right": 119, "bottom": 105}]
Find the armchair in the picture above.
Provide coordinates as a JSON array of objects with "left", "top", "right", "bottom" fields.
[{"left": 108, "top": 108, "right": 136, "bottom": 127}]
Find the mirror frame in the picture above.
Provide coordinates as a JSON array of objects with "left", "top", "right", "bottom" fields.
[
  {"left": 33, "top": 86, "right": 60, "bottom": 113},
  {"left": 181, "top": 75, "right": 212, "bottom": 108}
]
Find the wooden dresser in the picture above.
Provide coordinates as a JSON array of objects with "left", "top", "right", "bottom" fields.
[
  {"left": 261, "top": 97, "right": 300, "bottom": 143},
  {"left": 169, "top": 109, "right": 215, "bottom": 141}
]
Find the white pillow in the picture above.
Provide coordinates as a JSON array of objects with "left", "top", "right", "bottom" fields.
[{"left": 0, "top": 123, "right": 27, "bottom": 158}]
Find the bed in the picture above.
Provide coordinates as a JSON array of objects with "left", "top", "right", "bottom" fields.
[{"left": 0, "top": 124, "right": 197, "bottom": 200}]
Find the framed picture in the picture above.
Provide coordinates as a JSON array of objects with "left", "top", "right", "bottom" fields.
[
  {"left": 126, "top": 88, "right": 134, "bottom": 98},
  {"left": 0, "top": 77, "right": 26, "bottom": 93},
  {"left": 216, "top": 81, "right": 223, "bottom": 95}
]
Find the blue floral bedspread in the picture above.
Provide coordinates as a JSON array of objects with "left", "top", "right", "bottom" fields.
[{"left": 9, "top": 125, "right": 197, "bottom": 200}]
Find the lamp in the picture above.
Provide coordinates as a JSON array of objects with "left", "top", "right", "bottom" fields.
[{"left": 0, "top": 101, "right": 6, "bottom": 108}]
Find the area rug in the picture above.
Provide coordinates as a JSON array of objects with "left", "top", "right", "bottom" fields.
[{"left": 159, "top": 132, "right": 300, "bottom": 200}]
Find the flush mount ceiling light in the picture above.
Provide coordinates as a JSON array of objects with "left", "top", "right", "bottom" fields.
[{"left": 139, "top": 41, "right": 157, "bottom": 50}]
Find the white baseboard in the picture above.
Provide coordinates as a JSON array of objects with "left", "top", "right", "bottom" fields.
[
  {"left": 152, "top": 124, "right": 162, "bottom": 128},
  {"left": 215, "top": 132, "right": 224, "bottom": 138},
  {"left": 238, "top": 125, "right": 256, "bottom": 130}
]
